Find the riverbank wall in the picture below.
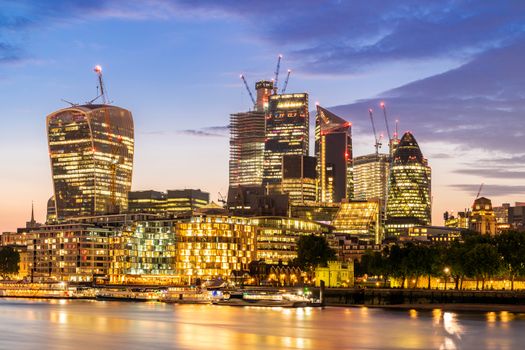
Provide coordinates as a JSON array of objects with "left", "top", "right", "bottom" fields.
[{"left": 317, "top": 288, "right": 525, "bottom": 307}]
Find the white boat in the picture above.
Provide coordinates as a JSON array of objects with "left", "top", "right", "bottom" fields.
[
  {"left": 213, "top": 290, "right": 312, "bottom": 308},
  {"left": 160, "top": 287, "right": 213, "bottom": 304},
  {"left": 96, "top": 288, "right": 160, "bottom": 302}
]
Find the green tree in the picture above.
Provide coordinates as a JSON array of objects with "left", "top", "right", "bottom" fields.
[
  {"left": 495, "top": 231, "right": 525, "bottom": 290},
  {"left": 387, "top": 244, "right": 410, "bottom": 288},
  {"left": 465, "top": 243, "right": 502, "bottom": 290},
  {"left": 0, "top": 246, "right": 20, "bottom": 278},
  {"left": 295, "top": 235, "right": 336, "bottom": 271}
]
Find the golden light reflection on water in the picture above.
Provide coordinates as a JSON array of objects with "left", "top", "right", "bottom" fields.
[
  {"left": 1, "top": 299, "right": 525, "bottom": 349},
  {"left": 487, "top": 311, "right": 497, "bottom": 325}
]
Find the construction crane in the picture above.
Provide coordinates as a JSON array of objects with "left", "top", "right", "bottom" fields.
[
  {"left": 380, "top": 101, "right": 392, "bottom": 141},
  {"left": 368, "top": 108, "right": 382, "bottom": 155},
  {"left": 92, "top": 66, "right": 120, "bottom": 213},
  {"left": 94, "top": 65, "right": 109, "bottom": 104},
  {"left": 273, "top": 54, "right": 282, "bottom": 94},
  {"left": 218, "top": 192, "right": 227, "bottom": 206},
  {"left": 281, "top": 69, "right": 291, "bottom": 93},
  {"left": 394, "top": 119, "right": 399, "bottom": 139},
  {"left": 240, "top": 74, "right": 256, "bottom": 108},
  {"left": 476, "top": 183, "right": 484, "bottom": 199}
]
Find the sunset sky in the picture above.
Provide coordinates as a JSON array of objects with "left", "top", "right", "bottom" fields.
[{"left": 1, "top": 0, "right": 524, "bottom": 232}]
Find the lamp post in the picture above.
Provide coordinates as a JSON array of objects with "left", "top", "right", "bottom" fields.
[{"left": 443, "top": 267, "right": 450, "bottom": 290}]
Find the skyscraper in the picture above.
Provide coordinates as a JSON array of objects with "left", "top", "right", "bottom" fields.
[
  {"left": 229, "top": 81, "right": 272, "bottom": 188},
  {"left": 385, "top": 132, "right": 431, "bottom": 236},
  {"left": 353, "top": 153, "right": 390, "bottom": 203},
  {"left": 263, "top": 93, "right": 309, "bottom": 190},
  {"left": 315, "top": 105, "right": 353, "bottom": 203},
  {"left": 47, "top": 104, "right": 134, "bottom": 220},
  {"left": 281, "top": 155, "right": 317, "bottom": 204}
]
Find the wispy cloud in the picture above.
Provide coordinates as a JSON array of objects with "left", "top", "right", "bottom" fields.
[
  {"left": 177, "top": 125, "right": 228, "bottom": 137},
  {"left": 449, "top": 184, "right": 525, "bottom": 197},
  {"left": 454, "top": 168, "right": 525, "bottom": 179},
  {"left": 142, "top": 125, "right": 228, "bottom": 138}
]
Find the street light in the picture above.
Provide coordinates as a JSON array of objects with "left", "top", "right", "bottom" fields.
[{"left": 443, "top": 267, "right": 450, "bottom": 290}]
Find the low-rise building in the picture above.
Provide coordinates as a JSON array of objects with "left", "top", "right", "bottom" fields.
[
  {"left": 251, "top": 217, "right": 333, "bottom": 265},
  {"left": 315, "top": 261, "right": 354, "bottom": 287},
  {"left": 402, "top": 226, "right": 462, "bottom": 243},
  {"left": 332, "top": 200, "right": 383, "bottom": 243},
  {"left": 128, "top": 189, "right": 210, "bottom": 215}
]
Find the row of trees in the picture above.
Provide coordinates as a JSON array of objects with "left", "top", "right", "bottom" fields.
[{"left": 356, "top": 231, "right": 525, "bottom": 290}]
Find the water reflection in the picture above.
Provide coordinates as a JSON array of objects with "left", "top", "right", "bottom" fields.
[{"left": 1, "top": 299, "right": 525, "bottom": 349}]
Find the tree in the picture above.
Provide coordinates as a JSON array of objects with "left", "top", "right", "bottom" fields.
[
  {"left": 0, "top": 246, "right": 20, "bottom": 278},
  {"left": 495, "top": 231, "right": 525, "bottom": 290},
  {"left": 464, "top": 243, "right": 502, "bottom": 290},
  {"left": 387, "top": 244, "right": 410, "bottom": 288},
  {"left": 295, "top": 235, "right": 336, "bottom": 271}
]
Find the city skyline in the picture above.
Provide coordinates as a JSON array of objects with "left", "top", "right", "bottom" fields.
[{"left": 1, "top": 1, "right": 524, "bottom": 232}]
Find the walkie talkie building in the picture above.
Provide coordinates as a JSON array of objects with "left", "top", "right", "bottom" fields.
[{"left": 47, "top": 104, "right": 134, "bottom": 220}]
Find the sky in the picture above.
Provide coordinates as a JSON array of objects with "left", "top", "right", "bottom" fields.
[{"left": 0, "top": 0, "right": 524, "bottom": 232}]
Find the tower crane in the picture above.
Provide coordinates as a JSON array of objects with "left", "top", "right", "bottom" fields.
[
  {"left": 394, "top": 119, "right": 399, "bottom": 139},
  {"left": 92, "top": 66, "right": 120, "bottom": 213},
  {"left": 281, "top": 69, "right": 291, "bottom": 93},
  {"left": 368, "top": 108, "right": 382, "bottom": 155},
  {"left": 218, "top": 192, "right": 227, "bottom": 207},
  {"left": 273, "top": 54, "right": 282, "bottom": 94},
  {"left": 94, "top": 65, "right": 109, "bottom": 104},
  {"left": 380, "top": 101, "right": 392, "bottom": 141},
  {"left": 240, "top": 74, "right": 256, "bottom": 108},
  {"left": 476, "top": 183, "right": 484, "bottom": 199}
]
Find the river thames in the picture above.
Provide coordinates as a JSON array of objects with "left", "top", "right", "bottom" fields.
[{"left": 1, "top": 298, "right": 524, "bottom": 349}]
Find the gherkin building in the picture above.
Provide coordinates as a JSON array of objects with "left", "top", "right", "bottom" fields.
[{"left": 385, "top": 132, "right": 431, "bottom": 236}]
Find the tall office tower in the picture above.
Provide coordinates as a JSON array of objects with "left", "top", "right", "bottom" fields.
[
  {"left": 263, "top": 93, "right": 309, "bottom": 190},
  {"left": 282, "top": 155, "right": 317, "bottom": 204},
  {"left": 229, "top": 81, "right": 272, "bottom": 188},
  {"left": 315, "top": 105, "right": 353, "bottom": 203},
  {"left": 47, "top": 104, "right": 134, "bottom": 220},
  {"left": 353, "top": 153, "right": 390, "bottom": 203},
  {"left": 385, "top": 132, "right": 431, "bottom": 236}
]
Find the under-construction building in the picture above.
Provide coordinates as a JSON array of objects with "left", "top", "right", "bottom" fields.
[{"left": 228, "top": 81, "right": 273, "bottom": 189}]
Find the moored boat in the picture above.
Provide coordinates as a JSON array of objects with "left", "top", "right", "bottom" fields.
[
  {"left": 213, "top": 290, "right": 313, "bottom": 308},
  {"left": 96, "top": 288, "right": 160, "bottom": 302}
]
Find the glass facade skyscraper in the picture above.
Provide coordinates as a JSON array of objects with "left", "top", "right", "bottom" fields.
[
  {"left": 385, "top": 132, "right": 431, "bottom": 236},
  {"left": 315, "top": 105, "right": 353, "bottom": 203},
  {"left": 47, "top": 104, "right": 134, "bottom": 220},
  {"left": 263, "top": 93, "right": 309, "bottom": 189},
  {"left": 281, "top": 155, "right": 317, "bottom": 204},
  {"left": 353, "top": 153, "right": 390, "bottom": 203}
]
